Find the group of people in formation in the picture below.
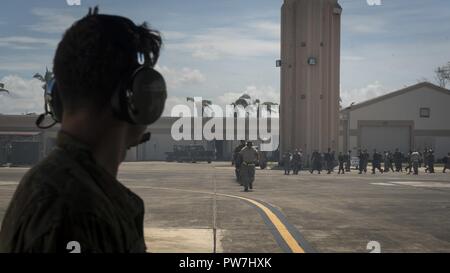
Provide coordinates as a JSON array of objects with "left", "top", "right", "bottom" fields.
[{"left": 282, "top": 148, "right": 450, "bottom": 176}]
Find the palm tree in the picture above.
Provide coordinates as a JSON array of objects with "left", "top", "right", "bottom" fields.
[
  {"left": 33, "top": 67, "right": 54, "bottom": 90},
  {"left": 236, "top": 94, "right": 251, "bottom": 108},
  {"left": 230, "top": 93, "right": 279, "bottom": 118},
  {"left": 186, "top": 97, "right": 213, "bottom": 117},
  {"left": 186, "top": 97, "right": 196, "bottom": 116},
  {"left": 260, "top": 102, "right": 279, "bottom": 114},
  {"left": 231, "top": 97, "right": 247, "bottom": 118},
  {"left": 201, "top": 99, "right": 212, "bottom": 117}
]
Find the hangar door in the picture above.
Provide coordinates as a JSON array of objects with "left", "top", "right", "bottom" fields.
[{"left": 360, "top": 126, "right": 411, "bottom": 153}]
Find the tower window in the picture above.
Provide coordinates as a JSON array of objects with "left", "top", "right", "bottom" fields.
[
  {"left": 420, "top": 108, "right": 430, "bottom": 118},
  {"left": 308, "top": 57, "right": 317, "bottom": 65}
]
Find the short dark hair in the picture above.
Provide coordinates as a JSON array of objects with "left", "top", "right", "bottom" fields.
[{"left": 53, "top": 7, "right": 162, "bottom": 112}]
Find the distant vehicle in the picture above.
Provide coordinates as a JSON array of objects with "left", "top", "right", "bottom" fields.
[
  {"left": 166, "top": 145, "right": 215, "bottom": 163},
  {"left": 351, "top": 156, "right": 359, "bottom": 169}
]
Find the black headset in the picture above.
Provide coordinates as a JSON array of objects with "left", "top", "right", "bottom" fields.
[{"left": 36, "top": 51, "right": 167, "bottom": 130}]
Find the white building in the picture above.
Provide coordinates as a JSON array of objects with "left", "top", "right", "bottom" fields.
[
  {"left": 0, "top": 115, "right": 275, "bottom": 164},
  {"left": 340, "top": 82, "right": 450, "bottom": 159},
  {"left": 2, "top": 82, "right": 449, "bottom": 165}
]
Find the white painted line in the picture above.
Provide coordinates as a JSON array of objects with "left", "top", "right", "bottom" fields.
[
  {"left": 371, "top": 182, "right": 397, "bottom": 186},
  {"left": 0, "top": 181, "right": 19, "bottom": 186},
  {"left": 389, "top": 181, "right": 450, "bottom": 188}
]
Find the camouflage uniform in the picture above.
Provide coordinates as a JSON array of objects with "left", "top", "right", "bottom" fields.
[
  {"left": 405, "top": 151, "right": 413, "bottom": 174},
  {"left": 292, "top": 150, "right": 302, "bottom": 175},
  {"left": 426, "top": 150, "right": 435, "bottom": 173},
  {"left": 343, "top": 151, "right": 351, "bottom": 172},
  {"left": 282, "top": 153, "right": 292, "bottom": 175},
  {"left": 239, "top": 145, "right": 259, "bottom": 192},
  {"left": 310, "top": 151, "right": 322, "bottom": 174},
  {"left": 443, "top": 153, "right": 450, "bottom": 173},
  {"left": 338, "top": 153, "right": 345, "bottom": 174},
  {"left": 324, "top": 149, "right": 334, "bottom": 174},
  {"left": 393, "top": 149, "right": 403, "bottom": 172},
  {"left": 410, "top": 151, "right": 420, "bottom": 175},
  {"left": 371, "top": 151, "right": 383, "bottom": 174},
  {"left": 233, "top": 142, "right": 246, "bottom": 183},
  {"left": 0, "top": 132, "right": 146, "bottom": 253},
  {"left": 358, "top": 150, "right": 369, "bottom": 174}
]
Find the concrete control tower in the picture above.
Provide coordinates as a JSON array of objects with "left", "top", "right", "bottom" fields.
[{"left": 280, "top": 0, "right": 342, "bottom": 157}]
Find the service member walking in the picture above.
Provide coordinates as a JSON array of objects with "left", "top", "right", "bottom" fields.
[
  {"left": 239, "top": 141, "right": 259, "bottom": 192},
  {"left": 372, "top": 149, "right": 383, "bottom": 174},
  {"left": 410, "top": 150, "right": 421, "bottom": 175},
  {"left": 282, "top": 152, "right": 292, "bottom": 175},
  {"left": 426, "top": 149, "right": 435, "bottom": 173},
  {"left": 324, "top": 148, "right": 336, "bottom": 174},
  {"left": 310, "top": 150, "right": 322, "bottom": 174},
  {"left": 338, "top": 152, "right": 345, "bottom": 174},
  {"left": 358, "top": 149, "right": 369, "bottom": 174},
  {"left": 393, "top": 148, "right": 403, "bottom": 172},
  {"left": 292, "top": 149, "right": 302, "bottom": 175},
  {"left": 344, "top": 150, "right": 351, "bottom": 172},
  {"left": 443, "top": 153, "right": 450, "bottom": 173}
]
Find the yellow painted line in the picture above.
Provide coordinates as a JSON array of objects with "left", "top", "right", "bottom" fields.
[
  {"left": 127, "top": 184, "right": 306, "bottom": 253},
  {"left": 220, "top": 193, "right": 305, "bottom": 253}
]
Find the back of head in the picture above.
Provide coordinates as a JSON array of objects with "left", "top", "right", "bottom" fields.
[{"left": 53, "top": 7, "right": 162, "bottom": 114}]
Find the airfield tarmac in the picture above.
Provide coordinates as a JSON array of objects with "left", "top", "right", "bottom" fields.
[{"left": 1, "top": 162, "right": 450, "bottom": 253}]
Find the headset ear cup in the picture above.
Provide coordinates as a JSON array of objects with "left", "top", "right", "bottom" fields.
[
  {"left": 127, "top": 68, "right": 167, "bottom": 125},
  {"left": 111, "top": 80, "right": 138, "bottom": 124}
]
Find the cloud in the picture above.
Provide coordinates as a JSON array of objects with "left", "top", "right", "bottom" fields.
[
  {"left": 247, "top": 21, "right": 280, "bottom": 38},
  {"left": 0, "top": 53, "right": 52, "bottom": 73},
  {"left": 0, "top": 61, "right": 47, "bottom": 72},
  {"left": 161, "top": 31, "right": 188, "bottom": 41},
  {"left": 28, "top": 8, "right": 77, "bottom": 34},
  {"left": 162, "top": 96, "right": 190, "bottom": 117},
  {"left": 161, "top": 85, "right": 280, "bottom": 117},
  {"left": 0, "top": 65, "right": 206, "bottom": 116},
  {"left": 342, "top": 55, "right": 366, "bottom": 62},
  {"left": 217, "top": 85, "right": 280, "bottom": 106},
  {"left": 0, "top": 75, "right": 44, "bottom": 115},
  {"left": 155, "top": 65, "right": 206, "bottom": 89},
  {"left": 167, "top": 23, "right": 279, "bottom": 60},
  {"left": 340, "top": 81, "right": 390, "bottom": 108},
  {"left": 0, "top": 36, "right": 58, "bottom": 49}
]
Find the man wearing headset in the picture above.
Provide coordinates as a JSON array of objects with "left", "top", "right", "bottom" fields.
[{"left": 0, "top": 7, "right": 166, "bottom": 253}]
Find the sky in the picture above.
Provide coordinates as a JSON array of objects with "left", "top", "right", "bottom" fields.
[{"left": 0, "top": 0, "right": 449, "bottom": 116}]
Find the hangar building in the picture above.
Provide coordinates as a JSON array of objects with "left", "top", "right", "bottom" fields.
[{"left": 340, "top": 82, "right": 450, "bottom": 159}]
